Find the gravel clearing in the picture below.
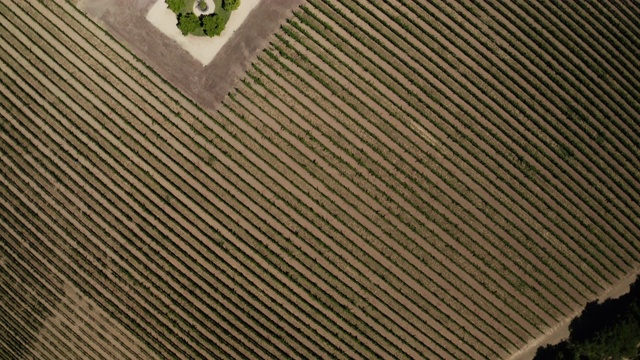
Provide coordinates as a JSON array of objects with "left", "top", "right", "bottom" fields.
[{"left": 146, "top": 0, "right": 260, "bottom": 65}]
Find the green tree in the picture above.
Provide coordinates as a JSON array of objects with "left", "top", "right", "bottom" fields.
[
  {"left": 177, "top": 12, "right": 200, "bottom": 35},
  {"left": 202, "top": 14, "right": 227, "bottom": 37},
  {"left": 165, "top": 0, "right": 185, "bottom": 14},
  {"left": 222, "top": 0, "right": 240, "bottom": 12}
]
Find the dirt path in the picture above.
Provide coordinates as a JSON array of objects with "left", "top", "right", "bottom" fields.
[{"left": 509, "top": 267, "right": 640, "bottom": 360}]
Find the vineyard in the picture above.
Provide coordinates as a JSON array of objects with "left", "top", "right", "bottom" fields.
[{"left": 1, "top": 0, "right": 640, "bottom": 359}]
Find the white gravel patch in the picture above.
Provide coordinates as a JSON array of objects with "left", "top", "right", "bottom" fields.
[{"left": 146, "top": 0, "right": 260, "bottom": 66}]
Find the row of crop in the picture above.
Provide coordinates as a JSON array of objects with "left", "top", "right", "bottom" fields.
[
  {"left": 46, "top": 0, "right": 616, "bottom": 356},
  {"left": 232, "top": 59, "right": 488, "bottom": 358},
  {"left": 222, "top": 91, "right": 474, "bottom": 359},
  {"left": 3, "top": 131, "right": 250, "bottom": 360},
  {"left": 462, "top": 1, "right": 640, "bottom": 253},
  {"left": 495, "top": 0, "right": 640, "bottom": 200},
  {"left": 0, "top": 146, "right": 190, "bottom": 360},
  {"left": 260, "top": 43, "right": 552, "bottom": 358},
  {"left": 250, "top": 50, "right": 499, "bottom": 359},
  {"left": 250, "top": 38, "right": 520, "bottom": 358},
  {"left": 0, "top": 184, "right": 179, "bottom": 359},
  {"left": 416, "top": 0, "right": 640, "bottom": 272},
  {"left": 58, "top": 2, "right": 568, "bottom": 352},
  {"left": 0, "top": 44, "right": 248, "bottom": 360},
  {"left": 52, "top": 1, "right": 185, "bottom": 115},
  {"left": 262, "top": 21, "right": 552, "bottom": 346},
  {"left": 57, "top": 0, "right": 468, "bottom": 354},
  {"left": 216, "top": 98, "right": 441, "bottom": 359},
  {"left": 64, "top": 293, "right": 143, "bottom": 360},
  {"left": 282, "top": 6, "right": 584, "bottom": 326},
  {"left": 228, "top": 73, "right": 498, "bottom": 359},
  {"left": 1, "top": 264, "right": 114, "bottom": 358},
  {"left": 556, "top": 2, "right": 640, "bottom": 119},
  {"left": 0, "top": 128, "right": 212, "bottom": 360},
  {"left": 0, "top": 285, "right": 70, "bottom": 360},
  {"left": 0, "top": 250, "right": 75, "bottom": 360},
  {"left": 57, "top": 3, "right": 400, "bottom": 338},
  {"left": 1, "top": 232, "right": 130, "bottom": 360},
  {"left": 0, "top": 62, "right": 320, "bottom": 360},
  {"left": 0, "top": 47, "right": 284, "bottom": 360},
  {"left": 532, "top": 0, "right": 640, "bottom": 135},
  {"left": 380, "top": 0, "right": 636, "bottom": 268},
  {"left": 473, "top": 0, "right": 640, "bottom": 208},
  {"left": 518, "top": 0, "right": 640, "bottom": 207},
  {"left": 296, "top": 0, "right": 592, "bottom": 306},
  {"left": 0, "top": 172, "right": 161, "bottom": 356},
  {"left": 382, "top": 0, "right": 636, "bottom": 272},
  {"left": 0, "top": 187, "right": 165, "bottom": 358},
  {"left": 298, "top": 0, "right": 576, "bottom": 320},
  {"left": 232, "top": 69, "right": 528, "bottom": 358},
  {"left": 308, "top": 0, "right": 596, "bottom": 306},
  {"left": 236, "top": 63, "right": 524, "bottom": 342},
  {"left": 0, "top": 7, "right": 360, "bottom": 358},
  {"left": 278, "top": 16, "right": 571, "bottom": 340},
  {"left": 578, "top": 1, "right": 640, "bottom": 78},
  {"left": 370, "top": 0, "right": 632, "bottom": 294},
  {"left": 25, "top": 5, "right": 398, "bottom": 358},
  {"left": 595, "top": 1, "right": 640, "bottom": 53},
  {"left": 0, "top": 9, "right": 318, "bottom": 360},
  {"left": 239, "top": 57, "right": 528, "bottom": 346},
  {"left": 324, "top": 0, "right": 608, "bottom": 300}
]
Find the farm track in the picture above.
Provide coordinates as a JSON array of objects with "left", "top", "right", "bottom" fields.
[{"left": 2, "top": 0, "right": 640, "bottom": 359}]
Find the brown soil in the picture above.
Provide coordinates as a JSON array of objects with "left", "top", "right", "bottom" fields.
[{"left": 76, "top": 0, "right": 304, "bottom": 111}]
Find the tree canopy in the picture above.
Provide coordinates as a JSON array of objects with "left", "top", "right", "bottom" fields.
[
  {"left": 202, "top": 14, "right": 227, "bottom": 37},
  {"left": 177, "top": 12, "right": 200, "bottom": 36},
  {"left": 222, "top": 0, "right": 240, "bottom": 12}
]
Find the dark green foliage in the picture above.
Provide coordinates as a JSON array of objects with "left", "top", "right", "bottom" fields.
[
  {"left": 222, "top": 0, "right": 240, "bottom": 12},
  {"left": 165, "top": 0, "right": 185, "bottom": 14},
  {"left": 534, "top": 276, "right": 640, "bottom": 360},
  {"left": 202, "top": 13, "right": 227, "bottom": 37},
  {"left": 177, "top": 12, "right": 200, "bottom": 35}
]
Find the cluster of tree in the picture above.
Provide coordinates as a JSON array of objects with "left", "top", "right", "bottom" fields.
[
  {"left": 166, "top": 0, "right": 236, "bottom": 37},
  {"left": 535, "top": 275, "right": 640, "bottom": 360},
  {"left": 177, "top": 12, "right": 227, "bottom": 37}
]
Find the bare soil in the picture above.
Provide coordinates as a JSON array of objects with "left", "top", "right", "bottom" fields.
[{"left": 76, "top": 0, "right": 304, "bottom": 111}]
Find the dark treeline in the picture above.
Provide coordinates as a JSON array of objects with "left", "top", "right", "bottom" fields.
[{"left": 535, "top": 275, "right": 640, "bottom": 360}]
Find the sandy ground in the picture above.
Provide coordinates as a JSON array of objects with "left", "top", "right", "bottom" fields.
[
  {"left": 509, "top": 267, "right": 640, "bottom": 360},
  {"left": 146, "top": 0, "right": 261, "bottom": 65}
]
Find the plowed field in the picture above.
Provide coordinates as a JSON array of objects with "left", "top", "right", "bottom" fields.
[{"left": 1, "top": 1, "right": 639, "bottom": 359}]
